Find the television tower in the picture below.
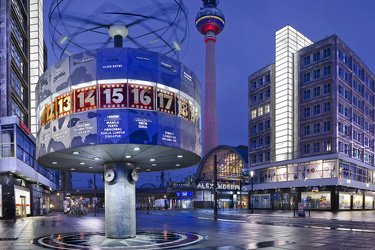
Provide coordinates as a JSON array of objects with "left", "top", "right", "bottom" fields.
[{"left": 196, "top": 0, "right": 225, "bottom": 155}]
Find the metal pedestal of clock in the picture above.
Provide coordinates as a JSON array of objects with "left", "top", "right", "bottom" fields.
[{"left": 104, "top": 163, "right": 136, "bottom": 238}]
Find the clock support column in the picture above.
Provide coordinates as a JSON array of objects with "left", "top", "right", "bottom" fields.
[{"left": 104, "top": 162, "right": 136, "bottom": 238}]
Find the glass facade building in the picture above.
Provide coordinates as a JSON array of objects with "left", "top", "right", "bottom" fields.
[
  {"left": 248, "top": 25, "right": 375, "bottom": 211},
  {"left": 0, "top": 0, "right": 60, "bottom": 219}
]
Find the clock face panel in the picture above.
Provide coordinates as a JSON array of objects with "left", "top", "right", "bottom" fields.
[
  {"left": 130, "top": 169, "right": 139, "bottom": 182},
  {"left": 104, "top": 169, "right": 115, "bottom": 182}
]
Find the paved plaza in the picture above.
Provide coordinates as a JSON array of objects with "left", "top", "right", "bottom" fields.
[{"left": 1, "top": 209, "right": 375, "bottom": 249}]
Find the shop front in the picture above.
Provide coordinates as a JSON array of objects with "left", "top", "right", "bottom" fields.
[
  {"left": 301, "top": 191, "right": 331, "bottom": 210},
  {"left": 15, "top": 186, "right": 31, "bottom": 217},
  {"left": 194, "top": 145, "right": 249, "bottom": 209}
]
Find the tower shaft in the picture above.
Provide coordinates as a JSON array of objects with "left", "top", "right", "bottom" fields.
[{"left": 203, "top": 34, "right": 218, "bottom": 155}]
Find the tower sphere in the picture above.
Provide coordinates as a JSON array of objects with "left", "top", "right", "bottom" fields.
[{"left": 195, "top": 1, "right": 225, "bottom": 36}]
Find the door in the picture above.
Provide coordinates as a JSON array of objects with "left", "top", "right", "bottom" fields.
[{"left": 20, "top": 196, "right": 26, "bottom": 217}]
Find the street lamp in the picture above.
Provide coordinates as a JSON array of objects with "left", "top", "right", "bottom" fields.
[{"left": 250, "top": 170, "right": 254, "bottom": 213}]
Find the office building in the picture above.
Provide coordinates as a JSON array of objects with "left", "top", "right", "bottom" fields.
[
  {"left": 0, "top": 0, "right": 60, "bottom": 219},
  {"left": 248, "top": 25, "right": 375, "bottom": 211}
]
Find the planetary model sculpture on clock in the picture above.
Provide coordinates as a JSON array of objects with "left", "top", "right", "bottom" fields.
[{"left": 37, "top": 0, "right": 201, "bottom": 240}]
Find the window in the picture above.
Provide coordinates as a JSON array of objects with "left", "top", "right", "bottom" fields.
[
  {"left": 304, "top": 125, "right": 310, "bottom": 135},
  {"left": 339, "top": 103, "right": 344, "bottom": 115},
  {"left": 313, "top": 69, "right": 321, "bottom": 79},
  {"left": 257, "top": 154, "right": 263, "bottom": 163},
  {"left": 324, "top": 83, "right": 331, "bottom": 94},
  {"left": 265, "top": 89, "right": 270, "bottom": 98},
  {"left": 251, "top": 95, "right": 256, "bottom": 104},
  {"left": 258, "top": 122, "right": 263, "bottom": 132},
  {"left": 258, "top": 107, "right": 263, "bottom": 116},
  {"left": 313, "top": 142, "right": 320, "bottom": 153},
  {"left": 313, "top": 104, "right": 320, "bottom": 115},
  {"left": 265, "top": 120, "right": 270, "bottom": 129},
  {"left": 265, "top": 74, "right": 271, "bottom": 83},
  {"left": 259, "top": 92, "right": 264, "bottom": 101},
  {"left": 264, "top": 104, "right": 270, "bottom": 114},
  {"left": 304, "top": 55, "right": 311, "bottom": 66},
  {"left": 304, "top": 144, "right": 310, "bottom": 154},
  {"left": 304, "top": 72, "right": 311, "bottom": 83},
  {"left": 304, "top": 107, "right": 311, "bottom": 118},
  {"left": 265, "top": 135, "right": 270, "bottom": 145},
  {"left": 338, "top": 85, "right": 344, "bottom": 96},
  {"left": 251, "top": 109, "right": 257, "bottom": 119},
  {"left": 323, "top": 47, "right": 331, "bottom": 58},
  {"left": 251, "top": 81, "right": 256, "bottom": 90},
  {"left": 324, "top": 141, "right": 331, "bottom": 151},
  {"left": 324, "top": 65, "right": 331, "bottom": 76},
  {"left": 303, "top": 90, "right": 311, "bottom": 100},
  {"left": 313, "top": 51, "right": 321, "bottom": 62},
  {"left": 338, "top": 141, "right": 344, "bottom": 152},
  {"left": 251, "top": 125, "right": 257, "bottom": 134},
  {"left": 313, "top": 86, "right": 320, "bottom": 97},
  {"left": 323, "top": 121, "right": 331, "bottom": 132},
  {"left": 313, "top": 123, "right": 321, "bottom": 133},
  {"left": 324, "top": 102, "right": 331, "bottom": 112}
]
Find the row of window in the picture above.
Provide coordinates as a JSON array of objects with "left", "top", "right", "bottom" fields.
[
  {"left": 10, "top": 70, "right": 27, "bottom": 105},
  {"left": 0, "top": 124, "right": 60, "bottom": 185},
  {"left": 302, "top": 83, "right": 331, "bottom": 101},
  {"left": 303, "top": 47, "right": 331, "bottom": 66},
  {"left": 250, "top": 88, "right": 271, "bottom": 105},
  {"left": 250, "top": 151, "right": 271, "bottom": 164},
  {"left": 303, "top": 140, "right": 331, "bottom": 155},
  {"left": 338, "top": 141, "right": 374, "bottom": 164},
  {"left": 302, "top": 65, "right": 331, "bottom": 83},
  {"left": 11, "top": 41, "right": 25, "bottom": 75},
  {"left": 250, "top": 120, "right": 271, "bottom": 134},
  {"left": 250, "top": 74, "right": 271, "bottom": 91},
  {"left": 303, "top": 121, "right": 331, "bottom": 136},
  {"left": 11, "top": 16, "right": 25, "bottom": 51},
  {"left": 339, "top": 103, "right": 374, "bottom": 128},
  {"left": 303, "top": 102, "right": 331, "bottom": 118},
  {"left": 251, "top": 104, "right": 270, "bottom": 119},
  {"left": 250, "top": 135, "right": 271, "bottom": 149}
]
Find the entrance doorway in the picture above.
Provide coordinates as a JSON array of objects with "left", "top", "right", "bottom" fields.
[{"left": 20, "top": 196, "right": 27, "bottom": 217}]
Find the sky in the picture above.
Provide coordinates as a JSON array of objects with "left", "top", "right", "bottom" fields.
[{"left": 44, "top": 0, "right": 375, "bottom": 188}]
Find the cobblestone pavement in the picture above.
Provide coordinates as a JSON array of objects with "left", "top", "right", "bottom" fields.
[{"left": 1, "top": 209, "right": 375, "bottom": 249}]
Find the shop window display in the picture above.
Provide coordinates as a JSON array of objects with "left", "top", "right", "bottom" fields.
[
  {"left": 353, "top": 194, "right": 363, "bottom": 209},
  {"left": 253, "top": 194, "right": 270, "bottom": 209},
  {"left": 365, "top": 196, "right": 374, "bottom": 209},
  {"left": 339, "top": 192, "right": 351, "bottom": 210},
  {"left": 301, "top": 192, "right": 331, "bottom": 209}
]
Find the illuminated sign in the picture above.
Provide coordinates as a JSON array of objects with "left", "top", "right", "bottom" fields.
[
  {"left": 55, "top": 92, "right": 72, "bottom": 118},
  {"left": 157, "top": 88, "right": 176, "bottom": 114},
  {"left": 19, "top": 120, "right": 30, "bottom": 135},
  {"left": 129, "top": 84, "right": 154, "bottom": 110},
  {"left": 99, "top": 83, "right": 127, "bottom": 109},
  {"left": 196, "top": 182, "right": 240, "bottom": 191},
  {"left": 74, "top": 86, "right": 97, "bottom": 112}
]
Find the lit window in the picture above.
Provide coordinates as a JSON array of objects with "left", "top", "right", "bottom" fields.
[
  {"left": 258, "top": 107, "right": 263, "bottom": 116},
  {"left": 264, "top": 104, "right": 270, "bottom": 114},
  {"left": 251, "top": 109, "right": 257, "bottom": 119}
]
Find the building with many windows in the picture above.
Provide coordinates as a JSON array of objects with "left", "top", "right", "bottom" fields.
[
  {"left": 0, "top": 0, "right": 60, "bottom": 219},
  {"left": 248, "top": 25, "right": 375, "bottom": 211}
]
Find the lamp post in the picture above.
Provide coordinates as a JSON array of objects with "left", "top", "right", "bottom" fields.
[{"left": 250, "top": 170, "right": 254, "bottom": 213}]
